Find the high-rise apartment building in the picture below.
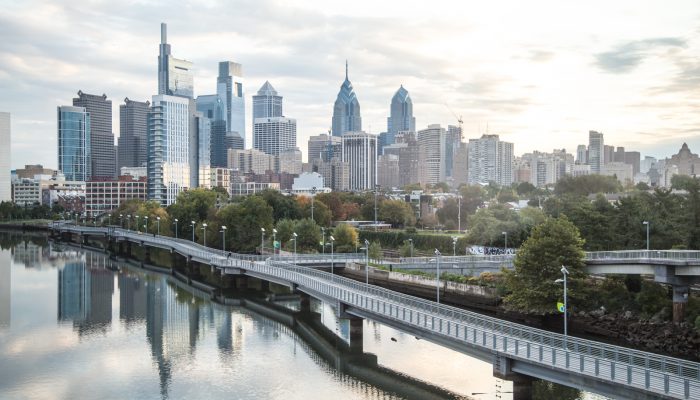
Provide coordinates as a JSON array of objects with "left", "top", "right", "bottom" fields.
[
  {"left": 0, "top": 112, "right": 9, "bottom": 201},
  {"left": 147, "top": 95, "right": 191, "bottom": 206},
  {"left": 195, "top": 112, "right": 211, "bottom": 189},
  {"left": 576, "top": 144, "right": 587, "bottom": 165},
  {"left": 331, "top": 62, "right": 362, "bottom": 136},
  {"left": 278, "top": 148, "right": 302, "bottom": 174},
  {"left": 445, "top": 125, "right": 462, "bottom": 179},
  {"left": 73, "top": 91, "right": 115, "bottom": 179},
  {"left": 603, "top": 145, "right": 615, "bottom": 165},
  {"left": 588, "top": 131, "right": 604, "bottom": 174},
  {"left": 118, "top": 98, "right": 150, "bottom": 169},
  {"left": 342, "top": 131, "right": 376, "bottom": 191},
  {"left": 377, "top": 154, "right": 400, "bottom": 189},
  {"left": 227, "top": 148, "right": 275, "bottom": 175},
  {"left": 217, "top": 61, "right": 245, "bottom": 146},
  {"left": 387, "top": 85, "right": 415, "bottom": 145},
  {"left": 467, "top": 134, "right": 514, "bottom": 186},
  {"left": 158, "top": 23, "right": 193, "bottom": 98},
  {"left": 57, "top": 106, "right": 91, "bottom": 181},
  {"left": 417, "top": 124, "right": 447, "bottom": 185}
]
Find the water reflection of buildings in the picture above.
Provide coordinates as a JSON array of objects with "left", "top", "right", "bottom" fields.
[
  {"left": 11, "top": 240, "right": 50, "bottom": 268},
  {"left": 57, "top": 253, "right": 114, "bottom": 335},
  {"left": 0, "top": 249, "right": 10, "bottom": 327}
]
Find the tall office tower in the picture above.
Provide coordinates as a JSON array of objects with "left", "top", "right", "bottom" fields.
[
  {"left": 158, "top": 23, "right": 194, "bottom": 98},
  {"left": 467, "top": 134, "right": 514, "bottom": 187},
  {"left": 445, "top": 125, "right": 462, "bottom": 178},
  {"left": 217, "top": 61, "right": 245, "bottom": 146},
  {"left": 331, "top": 62, "right": 362, "bottom": 136},
  {"left": 625, "top": 151, "right": 641, "bottom": 175},
  {"left": 576, "top": 144, "right": 588, "bottom": 164},
  {"left": 377, "top": 154, "right": 400, "bottom": 189},
  {"left": 588, "top": 131, "right": 604, "bottom": 174},
  {"left": 57, "top": 106, "right": 91, "bottom": 181},
  {"left": 386, "top": 85, "right": 415, "bottom": 146},
  {"left": 452, "top": 142, "right": 468, "bottom": 186},
  {"left": 417, "top": 124, "right": 447, "bottom": 185},
  {"left": 253, "top": 81, "right": 282, "bottom": 119},
  {"left": 147, "top": 95, "right": 191, "bottom": 206},
  {"left": 603, "top": 145, "right": 615, "bottom": 165},
  {"left": 207, "top": 120, "right": 228, "bottom": 167},
  {"left": 308, "top": 134, "right": 341, "bottom": 162},
  {"left": 118, "top": 98, "right": 150, "bottom": 169},
  {"left": 614, "top": 146, "right": 626, "bottom": 163},
  {"left": 341, "top": 131, "right": 377, "bottom": 191},
  {"left": 195, "top": 112, "right": 211, "bottom": 188},
  {"left": 0, "top": 112, "right": 9, "bottom": 201},
  {"left": 73, "top": 91, "right": 115, "bottom": 179},
  {"left": 227, "top": 148, "right": 275, "bottom": 174}
]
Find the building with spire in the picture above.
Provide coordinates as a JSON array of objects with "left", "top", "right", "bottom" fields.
[
  {"left": 331, "top": 61, "right": 362, "bottom": 136},
  {"left": 157, "top": 23, "right": 193, "bottom": 98},
  {"left": 252, "top": 81, "right": 296, "bottom": 171},
  {"left": 387, "top": 85, "right": 415, "bottom": 145}
]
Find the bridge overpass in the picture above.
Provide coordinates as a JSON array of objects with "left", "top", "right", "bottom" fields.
[{"left": 49, "top": 223, "right": 700, "bottom": 399}]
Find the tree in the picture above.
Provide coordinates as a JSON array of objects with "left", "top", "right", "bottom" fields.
[
  {"left": 368, "top": 241, "right": 383, "bottom": 261},
  {"left": 332, "top": 223, "right": 359, "bottom": 252},
  {"left": 274, "top": 218, "right": 296, "bottom": 250},
  {"left": 465, "top": 204, "right": 522, "bottom": 247},
  {"left": 554, "top": 175, "right": 621, "bottom": 197},
  {"left": 135, "top": 200, "right": 171, "bottom": 236},
  {"left": 294, "top": 218, "right": 322, "bottom": 252},
  {"left": 516, "top": 182, "right": 537, "bottom": 197},
  {"left": 497, "top": 189, "right": 518, "bottom": 204},
  {"left": 216, "top": 196, "right": 274, "bottom": 253},
  {"left": 503, "top": 217, "right": 586, "bottom": 314},
  {"left": 298, "top": 196, "right": 332, "bottom": 227},
  {"left": 459, "top": 185, "right": 486, "bottom": 215},
  {"left": 168, "top": 188, "right": 218, "bottom": 240},
  {"left": 379, "top": 199, "right": 416, "bottom": 227},
  {"left": 258, "top": 189, "right": 301, "bottom": 222},
  {"left": 672, "top": 175, "right": 700, "bottom": 249}
]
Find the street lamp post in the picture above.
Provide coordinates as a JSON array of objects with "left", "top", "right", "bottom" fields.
[
  {"left": 435, "top": 249, "right": 442, "bottom": 304},
  {"left": 108, "top": 213, "right": 112, "bottom": 226},
  {"left": 643, "top": 221, "right": 650, "bottom": 250},
  {"left": 272, "top": 228, "right": 277, "bottom": 257},
  {"left": 374, "top": 184, "right": 380, "bottom": 231},
  {"left": 321, "top": 227, "right": 325, "bottom": 254},
  {"left": 173, "top": 219, "right": 178, "bottom": 238},
  {"left": 452, "top": 236, "right": 457, "bottom": 257},
  {"left": 191, "top": 221, "right": 196, "bottom": 242},
  {"left": 144, "top": 216, "right": 148, "bottom": 233},
  {"left": 292, "top": 232, "right": 298, "bottom": 264},
  {"left": 202, "top": 223, "right": 207, "bottom": 247},
  {"left": 119, "top": 214, "right": 123, "bottom": 229},
  {"left": 156, "top": 216, "right": 160, "bottom": 235},
  {"left": 457, "top": 195, "right": 462, "bottom": 233},
  {"left": 364, "top": 239, "right": 370, "bottom": 284},
  {"left": 502, "top": 231, "right": 508, "bottom": 253},
  {"left": 330, "top": 235, "right": 335, "bottom": 275},
  {"left": 555, "top": 266, "right": 570, "bottom": 338},
  {"left": 311, "top": 187, "right": 316, "bottom": 221},
  {"left": 221, "top": 225, "right": 227, "bottom": 252},
  {"left": 408, "top": 238, "right": 413, "bottom": 258},
  {"left": 135, "top": 216, "right": 140, "bottom": 233},
  {"left": 261, "top": 228, "right": 265, "bottom": 255},
  {"left": 127, "top": 215, "right": 131, "bottom": 230}
]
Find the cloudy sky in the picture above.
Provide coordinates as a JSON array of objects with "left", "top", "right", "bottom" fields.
[{"left": 1, "top": 0, "right": 700, "bottom": 169}]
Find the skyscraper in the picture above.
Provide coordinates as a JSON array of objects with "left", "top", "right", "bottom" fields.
[
  {"left": 73, "top": 91, "right": 115, "bottom": 179},
  {"left": 252, "top": 81, "right": 282, "bottom": 119},
  {"left": 588, "top": 131, "right": 604, "bottom": 174},
  {"left": 0, "top": 112, "right": 9, "bottom": 202},
  {"left": 387, "top": 85, "right": 415, "bottom": 145},
  {"left": 467, "top": 134, "right": 514, "bottom": 187},
  {"left": 308, "top": 134, "right": 341, "bottom": 162},
  {"left": 252, "top": 82, "right": 296, "bottom": 171},
  {"left": 417, "top": 124, "right": 447, "bottom": 185},
  {"left": 57, "top": 106, "right": 91, "bottom": 181},
  {"left": 147, "top": 95, "right": 191, "bottom": 206},
  {"left": 331, "top": 62, "right": 362, "bottom": 136},
  {"left": 342, "top": 131, "right": 377, "bottom": 191},
  {"left": 158, "top": 23, "right": 194, "bottom": 98},
  {"left": 118, "top": 98, "right": 150, "bottom": 169},
  {"left": 217, "top": 61, "right": 245, "bottom": 146}
]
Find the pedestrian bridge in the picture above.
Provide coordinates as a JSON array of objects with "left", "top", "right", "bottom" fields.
[{"left": 50, "top": 223, "right": 700, "bottom": 399}]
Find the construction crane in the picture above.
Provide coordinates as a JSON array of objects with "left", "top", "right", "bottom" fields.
[{"left": 444, "top": 103, "right": 464, "bottom": 140}]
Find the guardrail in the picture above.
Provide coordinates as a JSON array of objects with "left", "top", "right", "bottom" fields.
[
  {"left": 50, "top": 223, "right": 700, "bottom": 398},
  {"left": 587, "top": 250, "right": 700, "bottom": 262}
]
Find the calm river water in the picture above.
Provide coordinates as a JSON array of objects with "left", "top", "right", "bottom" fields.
[{"left": 0, "top": 233, "right": 604, "bottom": 400}]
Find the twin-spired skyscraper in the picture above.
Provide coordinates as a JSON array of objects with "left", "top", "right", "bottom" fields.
[{"left": 331, "top": 62, "right": 362, "bottom": 136}]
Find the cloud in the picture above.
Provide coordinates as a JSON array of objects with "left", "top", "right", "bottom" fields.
[{"left": 594, "top": 37, "right": 686, "bottom": 73}]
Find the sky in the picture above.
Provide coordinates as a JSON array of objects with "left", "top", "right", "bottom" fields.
[{"left": 1, "top": 0, "right": 700, "bottom": 169}]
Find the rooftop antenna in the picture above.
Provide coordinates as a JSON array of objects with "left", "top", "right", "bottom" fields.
[{"left": 345, "top": 60, "right": 348, "bottom": 80}]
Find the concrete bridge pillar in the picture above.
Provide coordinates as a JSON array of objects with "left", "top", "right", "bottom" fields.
[
  {"left": 493, "top": 354, "right": 533, "bottom": 400},
  {"left": 673, "top": 284, "right": 689, "bottom": 324},
  {"left": 237, "top": 276, "right": 249, "bottom": 290},
  {"left": 347, "top": 318, "right": 364, "bottom": 354},
  {"left": 170, "top": 250, "right": 179, "bottom": 269},
  {"left": 260, "top": 280, "right": 270, "bottom": 292},
  {"left": 299, "top": 293, "right": 312, "bottom": 314},
  {"left": 144, "top": 246, "right": 151, "bottom": 265},
  {"left": 125, "top": 241, "right": 132, "bottom": 258}
]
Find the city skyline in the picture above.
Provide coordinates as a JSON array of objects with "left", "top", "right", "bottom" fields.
[{"left": 2, "top": 1, "right": 700, "bottom": 169}]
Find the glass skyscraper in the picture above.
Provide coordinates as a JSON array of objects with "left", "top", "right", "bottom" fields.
[
  {"left": 158, "top": 23, "right": 194, "bottom": 98},
  {"left": 0, "top": 112, "right": 9, "bottom": 202},
  {"left": 253, "top": 81, "right": 296, "bottom": 170},
  {"left": 58, "top": 106, "right": 91, "bottom": 181},
  {"left": 118, "top": 98, "right": 150, "bottom": 169},
  {"left": 331, "top": 62, "right": 362, "bottom": 136},
  {"left": 217, "top": 61, "right": 245, "bottom": 146},
  {"left": 387, "top": 85, "right": 415, "bottom": 145},
  {"left": 252, "top": 81, "right": 282, "bottom": 119},
  {"left": 73, "top": 91, "right": 115, "bottom": 179},
  {"left": 147, "top": 95, "right": 191, "bottom": 206}
]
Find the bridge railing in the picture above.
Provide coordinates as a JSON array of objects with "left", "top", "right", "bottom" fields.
[{"left": 586, "top": 250, "right": 700, "bottom": 262}]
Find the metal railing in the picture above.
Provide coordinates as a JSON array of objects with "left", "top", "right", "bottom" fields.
[
  {"left": 50, "top": 223, "right": 700, "bottom": 398},
  {"left": 586, "top": 250, "right": 700, "bottom": 263}
]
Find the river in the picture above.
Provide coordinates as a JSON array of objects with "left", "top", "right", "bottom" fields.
[{"left": 0, "top": 233, "right": 603, "bottom": 399}]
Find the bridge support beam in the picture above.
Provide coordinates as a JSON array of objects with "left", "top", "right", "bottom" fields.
[
  {"left": 673, "top": 284, "right": 689, "bottom": 324},
  {"left": 299, "top": 293, "right": 312, "bottom": 314},
  {"left": 143, "top": 246, "right": 151, "bottom": 265},
  {"left": 493, "top": 354, "right": 532, "bottom": 400}
]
